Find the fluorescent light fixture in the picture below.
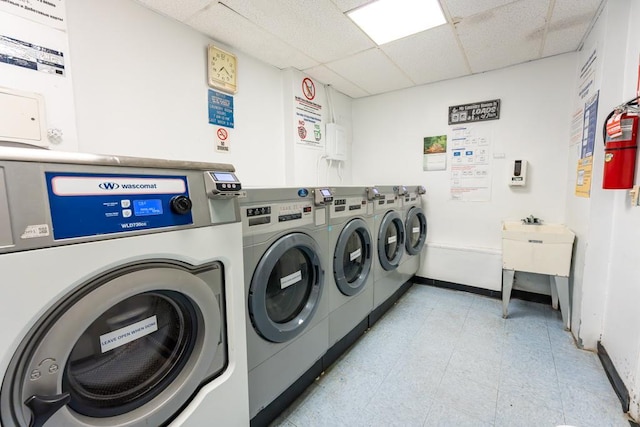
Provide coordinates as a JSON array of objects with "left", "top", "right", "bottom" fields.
[{"left": 347, "top": 0, "right": 446, "bottom": 45}]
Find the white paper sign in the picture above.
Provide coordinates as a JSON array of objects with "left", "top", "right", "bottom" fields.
[
  {"left": 412, "top": 227, "right": 420, "bottom": 234},
  {"left": 387, "top": 235, "right": 397, "bottom": 244},
  {"left": 349, "top": 248, "right": 362, "bottom": 261},
  {"left": 21, "top": 224, "right": 50, "bottom": 239},
  {"left": 100, "top": 315, "right": 158, "bottom": 353},
  {"left": 280, "top": 270, "right": 302, "bottom": 289}
]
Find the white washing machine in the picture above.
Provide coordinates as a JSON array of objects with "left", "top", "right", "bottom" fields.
[
  {"left": 0, "top": 146, "right": 249, "bottom": 427},
  {"left": 324, "top": 186, "right": 374, "bottom": 364},
  {"left": 239, "top": 187, "right": 332, "bottom": 425},
  {"left": 398, "top": 185, "right": 428, "bottom": 284},
  {"left": 368, "top": 186, "right": 408, "bottom": 321}
]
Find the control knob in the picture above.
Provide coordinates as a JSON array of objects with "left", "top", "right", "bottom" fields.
[{"left": 170, "top": 195, "right": 192, "bottom": 215}]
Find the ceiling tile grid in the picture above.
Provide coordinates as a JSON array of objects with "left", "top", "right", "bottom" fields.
[
  {"left": 135, "top": 0, "right": 605, "bottom": 98},
  {"left": 382, "top": 24, "right": 470, "bottom": 86},
  {"left": 325, "top": 48, "right": 414, "bottom": 95},
  {"left": 222, "top": 0, "right": 375, "bottom": 63},
  {"left": 303, "top": 64, "right": 370, "bottom": 98},
  {"left": 186, "top": 3, "right": 319, "bottom": 70},
  {"left": 455, "top": 0, "right": 551, "bottom": 73}
]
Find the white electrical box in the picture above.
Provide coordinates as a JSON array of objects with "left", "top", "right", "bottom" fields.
[
  {"left": 325, "top": 123, "right": 347, "bottom": 161},
  {"left": 509, "top": 159, "right": 527, "bottom": 186},
  {"left": 0, "top": 87, "right": 47, "bottom": 147}
]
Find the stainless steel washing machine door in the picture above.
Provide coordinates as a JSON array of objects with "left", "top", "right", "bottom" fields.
[
  {"left": 249, "top": 232, "right": 324, "bottom": 343},
  {"left": 333, "top": 218, "right": 372, "bottom": 296},
  {"left": 377, "top": 211, "right": 405, "bottom": 271},
  {"left": 0, "top": 261, "right": 225, "bottom": 427},
  {"left": 405, "top": 206, "right": 427, "bottom": 255}
]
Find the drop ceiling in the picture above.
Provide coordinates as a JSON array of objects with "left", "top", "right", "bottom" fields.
[{"left": 135, "top": 0, "right": 604, "bottom": 98}]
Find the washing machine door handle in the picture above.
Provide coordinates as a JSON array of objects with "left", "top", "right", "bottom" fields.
[{"left": 24, "top": 392, "right": 70, "bottom": 427}]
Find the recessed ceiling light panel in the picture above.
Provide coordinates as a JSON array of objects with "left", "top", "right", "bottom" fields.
[{"left": 347, "top": 0, "right": 447, "bottom": 45}]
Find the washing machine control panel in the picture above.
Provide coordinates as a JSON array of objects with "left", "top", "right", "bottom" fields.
[
  {"left": 331, "top": 196, "right": 366, "bottom": 218},
  {"left": 45, "top": 172, "right": 193, "bottom": 240}
]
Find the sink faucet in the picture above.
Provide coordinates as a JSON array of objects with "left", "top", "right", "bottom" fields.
[{"left": 522, "top": 215, "right": 542, "bottom": 225}]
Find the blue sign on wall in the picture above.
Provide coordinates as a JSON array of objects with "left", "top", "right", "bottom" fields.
[{"left": 208, "top": 89, "right": 234, "bottom": 128}]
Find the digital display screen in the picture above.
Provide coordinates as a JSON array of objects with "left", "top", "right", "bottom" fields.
[
  {"left": 213, "top": 172, "right": 236, "bottom": 182},
  {"left": 133, "top": 199, "right": 163, "bottom": 216},
  {"left": 321, "top": 189, "right": 331, "bottom": 196}
]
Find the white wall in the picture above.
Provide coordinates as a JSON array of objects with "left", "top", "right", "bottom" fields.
[
  {"left": 595, "top": 0, "right": 640, "bottom": 419},
  {"left": 0, "top": 11, "right": 78, "bottom": 151},
  {"left": 352, "top": 54, "right": 576, "bottom": 291},
  {"left": 65, "top": 0, "right": 352, "bottom": 188}
]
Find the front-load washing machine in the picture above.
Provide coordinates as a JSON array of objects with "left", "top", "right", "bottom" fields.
[
  {"left": 398, "top": 185, "right": 428, "bottom": 284},
  {"left": 323, "top": 186, "right": 374, "bottom": 366},
  {"left": 0, "top": 146, "right": 249, "bottom": 427},
  {"left": 368, "top": 185, "right": 410, "bottom": 324},
  {"left": 239, "top": 187, "right": 332, "bottom": 426}
]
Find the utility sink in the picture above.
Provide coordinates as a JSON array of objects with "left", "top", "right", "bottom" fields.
[{"left": 502, "top": 221, "right": 575, "bottom": 276}]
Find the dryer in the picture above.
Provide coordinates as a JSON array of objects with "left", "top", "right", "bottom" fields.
[
  {"left": 0, "top": 147, "right": 249, "bottom": 427},
  {"left": 239, "top": 187, "right": 332, "bottom": 425},
  {"left": 398, "top": 185, "right": 428, "bottom": 284},
  {"left": 368, "top": 186, "right": 408, "bottom": 321},
  {"left": 324, "top": 186, "right": 374, "bottom": 365}
]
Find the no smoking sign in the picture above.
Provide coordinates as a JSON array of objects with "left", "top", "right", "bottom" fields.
[{"left": 215, "top": 127, "right": 230, "bottom": 153}]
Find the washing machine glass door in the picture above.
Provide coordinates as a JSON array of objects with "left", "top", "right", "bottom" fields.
[
  {"left": 1, "top": 262, "right": 224, "bottom": 427},
  {"left": 377, "top": 211, "right": 405, "bottom": 271},
  {"left": 405, "top": 206, "right": 427, "bottom": 255},
  {"left": 249, "top": 232, "right": 324, "bottom": 343},
  {"left": 334, "top": 218, "right": 372, "bottom": 296}
]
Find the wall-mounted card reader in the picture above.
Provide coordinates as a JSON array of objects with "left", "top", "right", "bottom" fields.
[
  {"left": 314, "top": 188, "right": 334, "bottom": 206},
  {"left": 509, "top": 160, "right": 527, "bottom": 186},
  {"left": 204, "top": 171, "right": 242, "bottom": 198}
]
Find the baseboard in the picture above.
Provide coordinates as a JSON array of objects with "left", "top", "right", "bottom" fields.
[
  {"left": 323, "top": 317, "right": 368, "bottom": 369},
  {"left": 413, "top": 276, "right": 552, "bottom": 305},
  {"left": 250, "top": 358, "right": 323, "bottom": 427},
  {"left": 368, "top": 280, "right": 413, "bottom": 327},
  {"left": 597, "top": 341, "right": 630, "bottom": 414}
]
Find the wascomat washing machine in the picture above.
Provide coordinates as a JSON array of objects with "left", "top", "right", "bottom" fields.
[
  {"left": 367, "top": 185, "right": 410, "bottom": 324},
  {"left": 323, "top": 186, "right": 374, "bottom": 367},
  {"left": 398, "top": 185, "right": 428, "bottom": 284},
  {"left": 0, "top": 146, "right": 249, "bottom": 427},
  {"left": 239, "top": 187, "right": 332, "bottom": 426}
]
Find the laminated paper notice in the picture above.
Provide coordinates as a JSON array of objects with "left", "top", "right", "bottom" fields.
[
  {"left": 100, "top": 315, "right": 158, "bottom": 353},
  {"left": 412, "top": 227, "right": 420, "bottom": 234},
  {"left": 387, "top": 235, "right": 397, "bottom": 244},
  {"left": 349, "top": 248, "right": 362, "bottom": 261},
  {"left": 280, "top": 270, "right": 302, "bottom": 289}
]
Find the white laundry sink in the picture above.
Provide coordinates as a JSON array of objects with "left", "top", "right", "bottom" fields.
[{"left": 502, "top": 221, "right": 575, "bottom": 276}]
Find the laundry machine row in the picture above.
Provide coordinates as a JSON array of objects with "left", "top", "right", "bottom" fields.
[
  {"left": 240, "top": 184, "right": 427, "bottom": 426},
  {"left": 0, "top": 146, "right": 249, "bottom": 427}
]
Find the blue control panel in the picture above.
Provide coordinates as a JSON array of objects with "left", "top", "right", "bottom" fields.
[{"left": 45, "top": 172, "right": 193, "bottom": 240}]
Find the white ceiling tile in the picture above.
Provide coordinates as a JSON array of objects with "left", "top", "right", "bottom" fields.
[
  {"left": 303, "top": 65, "right": 369, "bottom": 98},
  {"left": 551, "top": 0, "right": 602, "bottom": 22},
  {"left": 543, "top": 21, "right": 590, "bottom": 57},
  {"left": 326, "top": 48, "right": 414, "bottom": 95},
  {"left": 382, "top": 24, "right": 469, "bottom": 85},
  {"left": 332, "top": 0, "right": 375, "bottom": 13},
  {"left": 134, "top": 0, "right": 212, "bottom": 21},
  {"left": 456, "top": 0, "right": 549, "bottom": 73},
  {"left": 442, "top": 0, "right": 520, "bottom": 19},
  {"left": 186, "top": 3, "right": 318, "bottom": 70},
  {"left": 221, "top": 0, "right": 375, "bottom": 63}
]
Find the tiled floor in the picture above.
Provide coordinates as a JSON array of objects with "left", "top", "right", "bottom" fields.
[{"left": 270, "top": 284, "right": 631, "bottom": 427}]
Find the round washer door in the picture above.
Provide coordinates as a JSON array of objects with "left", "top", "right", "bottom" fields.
[
  {"left": 333, "top": 218, "right": 372, "bottom": 296},
  {"left": 249, "top": 232, "right": 324, "bottom": 343},
  {"left": 405, "top": 206, "right": 427, "bottom": 255},
  {"left": 0, "top": 263, "right": 223, "bottom": 427},
  {"left": 377, "top": 211, "right": 405, "bottom": 271}
]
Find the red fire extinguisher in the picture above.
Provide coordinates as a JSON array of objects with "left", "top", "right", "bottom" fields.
[{"left": 602, "top": 97, "right": 639, "bottom": 189}]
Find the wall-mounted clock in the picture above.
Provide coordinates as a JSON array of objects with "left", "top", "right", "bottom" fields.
[{"left": 207, "top": 45, "right": 237, "bottom": 94}]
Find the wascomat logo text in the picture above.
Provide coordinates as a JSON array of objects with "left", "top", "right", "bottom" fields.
[{"left": 51, "top": 176, "right": 185, "bottom": 196}]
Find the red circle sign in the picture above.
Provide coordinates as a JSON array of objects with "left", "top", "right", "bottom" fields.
[
  {"left": 302, "top": 77, "right": 315, "bottom": 100},
  {"left": 217, "top": 128, "right": 228, "bottom": 141}
]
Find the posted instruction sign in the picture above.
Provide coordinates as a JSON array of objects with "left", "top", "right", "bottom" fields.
[{"left": 449, "top": 99, "right": 500, "bottom": 125}]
